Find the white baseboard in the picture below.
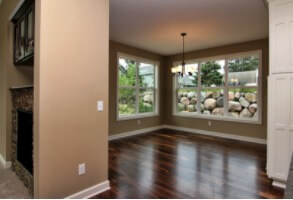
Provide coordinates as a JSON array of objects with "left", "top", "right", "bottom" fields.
[
  {"left": 108, "top": 124, "right": 266, "bottom": 144},
  {"left": 272, "top": 180, "right": 286, "bottom": 189},
  {"left": 162, "top": 125, "right": 267, "bottom": 144},
  {"left": 0, "top": 154, "right": 12, "bottom": 169},
  {"left": 109, "top": 125, "right": 164, "bottom": 141},
  {"left": 65, "top": 180, "right": 110, "bottom": 199}
]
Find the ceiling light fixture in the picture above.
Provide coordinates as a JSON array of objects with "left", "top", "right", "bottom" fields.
[{"left": 171, "top": 33, "right": 189, "bottom": 77}]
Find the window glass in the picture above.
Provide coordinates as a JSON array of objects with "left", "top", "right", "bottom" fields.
[
  {"left": 228, "top": 56, "right": 259, "bottom": 86},
  {"left": 201, "top": 60, "right": 225, "bottom": 87},
  {"left": 139, "top": 63, "right": 154, "bottom": 87},
  {"left": 118, "top": 58, "right": 137, "bottom": 87},
  {"left": 177, "top": 89, "right": 197, "bottom": 113},
  {"left": 139, "top": 89, "right": 155, "bottom": 113},
  {"left": 118, "top": 89, "right": 136, "bottom": 116},
  {"left": 200, "top": 88, "right": 224, "bottom": 116},
  {"left": 177, "top": 63, "right": 198, "bottom": 88}
]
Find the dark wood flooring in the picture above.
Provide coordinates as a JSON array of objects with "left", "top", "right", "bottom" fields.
[{"left": 93, "top": 130, "right": 284, "bottom": 199}]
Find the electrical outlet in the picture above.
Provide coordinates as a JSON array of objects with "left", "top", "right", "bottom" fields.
[
  {"left": 138, "top": 120, "right": 141, "bottom": 125},
  {"left": 78, "top": 163, "right": 85, "bottom": 175},
  {"left": 208, "top": 121, "right": 212, "bottom": 126}
]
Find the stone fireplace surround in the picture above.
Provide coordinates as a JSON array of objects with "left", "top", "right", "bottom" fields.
[{"left": 10, "top": 86, "right": 33, "bottom": 194}]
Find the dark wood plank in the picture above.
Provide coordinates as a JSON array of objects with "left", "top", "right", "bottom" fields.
[{"left": 92, "top": 131, "right": 284, "bottom": 199}]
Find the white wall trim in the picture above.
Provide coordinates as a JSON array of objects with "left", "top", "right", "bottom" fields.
[
  {"left": 65, "top": 180, "right": 110, "bottom": 199},
  {"left": 108, "top": 124, "right": 267, "bottom": 144},
  {"left": 162, "top": 125, "right": 267, "bottom": 144},
  {"left": 272, "top": 180, "right": 286, "bottom": 189},
  {"left": 0, "top": 154, "right": 12, "bottom": 169},
  {"left": 109, "top": 126, "right": 164, "bottom": 141}
]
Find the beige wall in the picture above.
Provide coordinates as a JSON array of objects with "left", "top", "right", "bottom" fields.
[
  {"left": 109, "top": 41, "right": 165, "bottom": 135},
  {"left": 34, "top": 0, "right": 109, "bottom": 198},
  {"left": 0, "top": 0, "right": 34, "bottom": 162},
  {"left": 164, "top": 39, "right": 268, "bottom": 139}
]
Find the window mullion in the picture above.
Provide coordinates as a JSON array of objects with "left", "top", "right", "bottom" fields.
[
  {"left": 136, "top": 61, "right": 139, "bottom": 115},
  {"left": 197, "top": 61, "right": 201, "bottom": 114},
  {"left": 224, "top": 58, "right": 229, "bottom": 117}
]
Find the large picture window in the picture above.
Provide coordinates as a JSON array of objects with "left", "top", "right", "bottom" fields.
[
  {"left": 118, "top": 53, "right": 158, "bottom": 120},
  {"left": 174, "top": 51, "right": 261, "bottom": 123}
]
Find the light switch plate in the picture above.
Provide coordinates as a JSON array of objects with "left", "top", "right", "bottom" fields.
[
  {"left": 97, "top": 101, "right": 103, "bottom": 111},
  {"left": 78, "top": 163, "right": 85, "bottom": 175}
]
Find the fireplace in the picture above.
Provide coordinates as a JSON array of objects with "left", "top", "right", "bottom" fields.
[
  {"left": 10, "top": 86, "right": 34, "bottom": 194},
  {"left": 17, "top": 109, "right": 33, "bottom": 175}
]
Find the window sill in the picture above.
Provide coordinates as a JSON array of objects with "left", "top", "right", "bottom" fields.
[
  {"left": 117, "top": 113, "right": 159, "bottom": 121},
  {"left": 173, "top": 113, "right": 261, "bottom": 125}
]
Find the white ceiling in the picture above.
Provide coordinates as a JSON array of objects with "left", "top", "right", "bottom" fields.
[{"left": 110, "top": 0, "right": 268, "bottom": 55}]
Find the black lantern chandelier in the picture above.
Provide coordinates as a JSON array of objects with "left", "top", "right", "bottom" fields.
[{"left": 171, "top": 33, "right": 190, "bottom": 77}]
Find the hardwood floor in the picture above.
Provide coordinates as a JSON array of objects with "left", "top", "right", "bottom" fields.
[{"left": 93, "top": 130, "right": 284, "bottom": 199}]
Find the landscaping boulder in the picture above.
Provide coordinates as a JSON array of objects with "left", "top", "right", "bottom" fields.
[
  {"left": 245, "top": 93, "right": 257, "bottom": 103},
  {"left": 239, "top": 97, "right": 250, "bottom": 108},
  {"left": 178, "top": 103, "right": 185, "bottom": 112},
  {"left": 187, "top": 92, "right": 196, "bottom": 99},
  {"left": 228, "top": 112, "right": 239, "bottom": 117},
  {"left": 143, "top": 94, "right": 153, "bottom": 104},
  {"left": 235, "top": 91, "right": 241, "bottom": 100},
  {"left": 248, "top": 103, "right": 257, "bottom": 114},
  {"left": 186, "top": 105, "right": 196, "bottom": 112},
  {"left": 229, "top": 91, "right": 235, "bottom": 100},
  {"left": 180, "top": 97, "right": 190, "bottom": 106},
  {"left": 228, "top": 101, "right": 242, "bottom": 112},
  {"left": 183, "top": 92, "right": 188, "bottom": 97},
  {"left": 204, "top": 98, "right": 216, "bottom": 110},
  {"left": 216, "top": 97, "right": 224, "bottom": 107},
  {"left": 240, "top": 108, "right": 252, "bottom": 118},
  {"left": 212, "top": 108, "right": 224, "bottom": 115},
  {"left": 203, "top": 110, "right": 211, "bottom": 115},
  {"left": 190, "top": 98, "right": 197, "bottom": 104}
]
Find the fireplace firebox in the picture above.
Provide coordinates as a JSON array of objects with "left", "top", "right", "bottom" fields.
[{"left": 17, "top": 109, "right": 33, "bottom": 175}]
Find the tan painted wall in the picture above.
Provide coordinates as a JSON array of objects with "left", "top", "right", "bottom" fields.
[
  {"left": 0, "top": 0, "right": 33, "bottom": 161},
  {"left": 34, "top": 0, "right": 109, "bottom": 198},
  {"left": 109, "top": 41, "right": 165, "bottom": 136},
  {"left": 164, "top": 39, "right": 269, "bottom": 139}
]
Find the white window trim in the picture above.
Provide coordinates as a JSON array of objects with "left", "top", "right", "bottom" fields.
[
  {"left": 117, "top": 52, "right": 160, "bottom": 121},
  {"left": 172, "top": 50, "right": 262, "bottom": 124}
]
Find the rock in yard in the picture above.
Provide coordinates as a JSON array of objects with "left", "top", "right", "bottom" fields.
[
  {"left": 239, "top": 97, "right": 250, "bottom": 108},
  {"left": 183, "top": 92, "right": 188, "bottom": 97},
  {"left": 216, "top": 97, "right": 224, "bottom": 107},
  {"left": 180, "top": 97, "right": 190, "bottom": 106},
  {"left": 229, "top": 91, "right": 235, "bottom": 100},
  {"left": 203, "top": 110, "right": 211, "bottom": 115},
  {"left": 235, "top": 92, "right": 241, "bottom": 99},
  {"left": 228, "top": 112, "right": 239, "bottom": 117},
  {"left": 245, "top": 93, "right": 257, "bottom": 103},
  {"left": 200, "top": 103, "right": 204, "bottom": 111},
  {"left": 204, "top": 98, "right": 217, "bottom": 110},
  {"left": 178, "top": 103, "right": 185, "bottom": 112},
  {"left": 228, "top": 101, "right": 242, "bottom": 112},
  {"left": 240, "top": 108, "right": 252, "bottom": 118},
  {"left": 212, "top": 108, "right": 224, "bottom": 115},
  {"left": 186, "top": 105, "right": 196, "bottom": 112},
  {"left": 190, "top": 98, "right": 197, "bottom": 104},
  {"left": 143, "top": 95, "right": 153, "bottom": 104},
  {"left": 187, "top": 92, "right": 196, "bottom": 99},
  {"left": 248, "top": 103, "right": 257, "bottom": 114}
]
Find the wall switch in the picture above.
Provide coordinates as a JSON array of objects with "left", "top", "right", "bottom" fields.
[
  {"left": 78, "top": 163, "right": 85, "bottom": 175},
  {"left": 97, "top": 101, "right": 103, "bottom": 111},
  {"left": 138, "top": 120, "right": 141, "bottom": 125},
  {"left": 208, "top": 121, "right": 212, "bottom": 126}
]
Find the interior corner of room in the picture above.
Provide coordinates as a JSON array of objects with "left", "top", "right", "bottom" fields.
[{"left": 0, "top": 0, "right": 292, "bottom": 198}]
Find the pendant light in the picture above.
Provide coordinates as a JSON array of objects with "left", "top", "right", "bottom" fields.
[{"left": 171, "top": 33, "right": 187, "bottom": 77}]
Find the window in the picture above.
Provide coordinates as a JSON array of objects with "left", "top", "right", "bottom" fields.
[
  {"left": 118, "top": 53, "right": 158, "bottom": 120},
  {"left": 174, "top": 51, "right": 261, "bottom": 123}
]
